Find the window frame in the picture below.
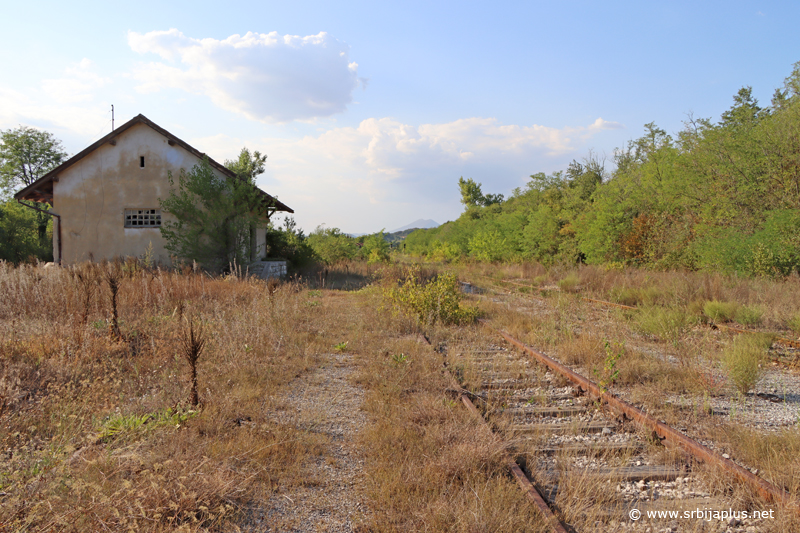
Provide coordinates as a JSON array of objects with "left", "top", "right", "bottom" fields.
[{"left": 124, "top": 208, "right": 162, "bottom": 228}]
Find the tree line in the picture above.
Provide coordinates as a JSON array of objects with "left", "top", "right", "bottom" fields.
[{"left": 405, "top": 62, "right": 800, "bottom": 277}]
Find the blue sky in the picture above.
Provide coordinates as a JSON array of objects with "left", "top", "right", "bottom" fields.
[{"left": 2, "top": 1, "right": 798, "bottom": 234}]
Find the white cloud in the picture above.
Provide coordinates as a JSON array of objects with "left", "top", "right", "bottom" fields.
[
  {"left": 587, "top": 117, "right": 624, "bottom": 130},
  {"left": 0, "top": 58, "right": 112, "bottom": 142},
  {"left": 42, "top": 58, "right": 111, "bottom": 104},
  {"left": 0, "top": 86, "right": 108, "bottom": 137},
  {"left": 199, "top": 116, "right": 622, "bottom": 232},
  {"left": 128, "top": 29, "right": 361, "bottom": 123}
]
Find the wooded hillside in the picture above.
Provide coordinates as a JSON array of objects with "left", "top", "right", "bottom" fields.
[{"left": 406, "top": 63, "right": 800, "bottom": 277}]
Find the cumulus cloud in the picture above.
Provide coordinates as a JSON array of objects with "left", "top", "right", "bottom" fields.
[
  {"left": 278, "top": 116, "right": 620, "bottom": 181},
  {"left": 128, "top": 29, "right": 361, "bottom": 123},
  {"left": 192, "top": 116, "right": 623, "bottom": 232}
]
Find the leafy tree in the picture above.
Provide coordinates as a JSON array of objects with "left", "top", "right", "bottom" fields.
[
  {"left": 0, "top": 126, "right": 65, "bottom": 262},
  {"left": 468, "top": 228, "right": 507, "bottom": 262},
  {"left": 306, "top": 226, "right": 357, "bottom": 265},
  {"left": 0, "top": 126, "right": 67, "bottom": 197},
  {"left": 458, "top": 177, "right": 484, "bottom": 207},
  {"left": 263, "top": 216, "right": 316, "bottom": 267},
  {"left": 159, "top": 158, "right": 268, "bottom": 272},
  {"left": 458, "top": 177, "right": 503, "bottom": 208},
  {"left": 405, "top": 63, "right": 800, "bottom": 276},
  {"left": 0, "top": 199, "right": 52, "bottom": 263},
  {"left": 225, "top": 147, "right": 267, "bottom": 183},
  {"left": 359, "top": 230, "right": 391, "bottom": 263}
]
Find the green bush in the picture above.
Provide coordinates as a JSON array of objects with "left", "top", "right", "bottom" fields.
[
  {"left": 557, "top": 273, "right": 580, "bottom": 293},
  {"left": 724, "top": 335, "right": 768, "bottom": 394},
  {"left": 360, "top": 231, "right": 391, "bottom": 264},
  {"left": 734, "top": 305, "right": 763, "bottom": 326},
  {"left": 468, "top": 229, "right": 507, "bottom": 262},
  {"left": 634, "top": 306, "right": 698, "bottom": 343},
  {"left": 306, "top": 226, "right": 357, "bottom": 265},
  {"left": 383, "top": 265, "right": 479, "bottom": 326},
  {"left": 264, "top": 217, "right": 316, "bottom": 268},
  {"left": 0, "top": 200, "right": 53, "bottom": 264},
  {"left": 610, "top": 286, "right": 664, "bottom": 307},
  {"left": 703, "top": 300, "right": 739, "bottom": 323},
  {"left": 428, "top": 241, "right": 462, "bottom": 263},
  {"left": 788, "top": 314, "right": 800, "bottom": 334}
]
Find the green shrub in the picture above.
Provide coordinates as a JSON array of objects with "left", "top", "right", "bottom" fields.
[
  {"left": 703, "top": 300, "right": 740, "bottom": 323},
  {"left": 428, "top": 242, "right": 462, "bottom": 263},
  {"left": 360, "top": 231, "right": 391, "bottom": 263},
  {"left": 306, "top": 226, "right": 358, "bottom": 265},
  {"left": 734, "top": 305, "right": 763, "bottom": 326},
  {"left": 688, "top": 300, "right": 709, "bottom": 324},
  {"left": 634, "top": 306, "right": 698, "bottom": 343},
  {"left": 557, "top": 273, "right": 580, "bottom": 293},
  {"left": 383, "top": 265, "right": 479, "bottom": 326},
  {"left": 0, "top": 199, "right": 54, "bottom": 264},
  {"left": 610, "top": 286, "right": 664, "bottom": 307},
  {"left": 468, "top": 229, "right": 507, "bottom": 262},
  {"left": 724, "top": 335, "right": 768, "bottom": 394}
]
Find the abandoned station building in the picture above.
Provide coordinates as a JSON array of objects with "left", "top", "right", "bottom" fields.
[{"left": 14, "top": 114, "right": 292, "bottom": 266}]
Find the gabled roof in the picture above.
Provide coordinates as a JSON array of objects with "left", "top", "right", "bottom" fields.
[{"left": 14, "top": 114, "right": 293, "bottom": 214}]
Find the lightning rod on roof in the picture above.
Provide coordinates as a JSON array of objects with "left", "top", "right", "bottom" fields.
[{"left": 112, "top": 105, "right": 115, "bottom": 131}]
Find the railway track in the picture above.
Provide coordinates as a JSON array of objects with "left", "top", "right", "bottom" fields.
[{"left": 440, "top": 280, "right": 798, "bottom": 531}]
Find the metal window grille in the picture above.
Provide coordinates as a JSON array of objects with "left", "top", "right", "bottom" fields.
[{"left": 124, "top": 209, "right": 161, "bottom": 228}]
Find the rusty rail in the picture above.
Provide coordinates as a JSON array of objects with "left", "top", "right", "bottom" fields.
[
  {"left": 580, "top": 297, "right": 637, "bottom": 310},
  {"left": 419, "top": 334, "right": 569, "bottom": 532},
  {"left": 459, "top": 393, "right": 570, "bottom": 533},
  {"left": 499, "top": 278, "right": 539, "bottom": 288},
  {"left": 479, "top": 319, "right": 798, "bottom": 511},
  {"left": 715, "top": 323, "right": 800, "bottom": 350}
]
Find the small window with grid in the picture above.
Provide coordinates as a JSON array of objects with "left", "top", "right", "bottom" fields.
[{"left": 124, "top": 209, "right": 161, "bottom": 228}]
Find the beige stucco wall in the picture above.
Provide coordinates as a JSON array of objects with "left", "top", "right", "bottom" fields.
[{"left": 52, "top": 123, "right": 228, "bottom": 266}]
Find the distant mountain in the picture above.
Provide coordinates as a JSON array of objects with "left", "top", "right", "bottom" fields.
[{"left": 389, "top": 219, "right": 440, "bottom": 233}]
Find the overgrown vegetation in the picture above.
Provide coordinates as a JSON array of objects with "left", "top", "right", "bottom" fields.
[
  {"left": 0, "top": 261, "right": 334, "bottom": 530},
  {"left": 383, "top": 264, "right": 479, "bottom": 326},
  {"left": 159, "top": 157, "right": 269, "bottom": 272},
  {"left": 0, "top": 125, "right": 66, "bottom": 264},
  {"left": 0, "top": 199, "right": 53, "bottom": 263},
  {"left": 724, "top": 334, "right": 770, "bottom": 394},
  {"left": 405, "top": 62, "right": 800, "bottom": 277},
  {"left": 3, "top": 257, "right": 800, "bottom": 531}
]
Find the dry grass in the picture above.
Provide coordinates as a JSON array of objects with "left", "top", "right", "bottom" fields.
[
  {"left": 0, "top": 262, "right": 334, "bottom": 531},
  {"left": 0, "top": 260, "right": 563, "bottom": 532},
  {"left": 447, "top": 260, "right": 800, "bottom": 528},
  {"left": 4, "top": 257, "right": 800, "bottom": 531}
]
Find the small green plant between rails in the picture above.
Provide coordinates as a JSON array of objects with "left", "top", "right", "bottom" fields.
[
  {"left": 594, "top": 340, "right": 624, "bottom": 393},
  {"left": 334, "top": 341, "right": 349, "bottom": 352},
  {"left": 383, "top": 264, "right": 479, "bottom": 326},
  {"left": 391, "top": 353, "right": 409, "bottom": 366}
]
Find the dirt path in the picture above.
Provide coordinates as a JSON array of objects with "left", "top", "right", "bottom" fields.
[{"left": 245, "top": 352, "right": 369, "bottom": 532}]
